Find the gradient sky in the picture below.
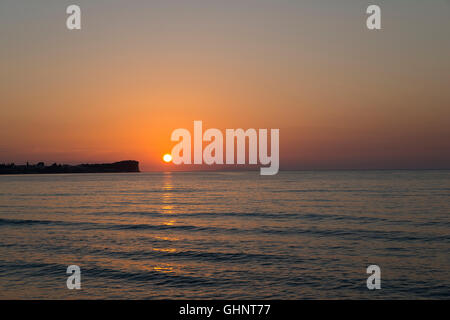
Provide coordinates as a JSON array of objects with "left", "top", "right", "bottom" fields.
[{"left": 1, "top": 0, "right": 449, "bottom": 171}]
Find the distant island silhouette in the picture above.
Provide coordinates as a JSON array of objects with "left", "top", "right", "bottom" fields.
[{"left": 0, "top": 160, "right": 140, "bottom": 174}]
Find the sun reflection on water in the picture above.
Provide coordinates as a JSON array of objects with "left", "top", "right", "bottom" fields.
[{"left": 162, "top": 172, "right": 176, "bottom": 215}]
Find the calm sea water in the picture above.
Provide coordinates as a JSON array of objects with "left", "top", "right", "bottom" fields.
[{"left": 0, "top": 171, "right": 449, "bottom": 299}]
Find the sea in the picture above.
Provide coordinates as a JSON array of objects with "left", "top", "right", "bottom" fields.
[{"left": 0, "top": 171, "right": 449, "bottom": 299}]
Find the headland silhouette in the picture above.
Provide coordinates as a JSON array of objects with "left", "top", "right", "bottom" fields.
[{"left": 0, "top": 160, "right": 140, "bottom": 174}]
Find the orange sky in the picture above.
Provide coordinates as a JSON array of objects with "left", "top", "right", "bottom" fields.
[{"left": 1, "top": 1, "right": 449, "bottom": 170}]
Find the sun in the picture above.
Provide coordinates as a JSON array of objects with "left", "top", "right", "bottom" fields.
[{"left": 163, "top": 153, "right": 172, "bottom": 163}]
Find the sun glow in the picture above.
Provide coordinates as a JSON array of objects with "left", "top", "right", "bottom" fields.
[{"left": 163, "top": 153, "right": 172, "bottom": 163}]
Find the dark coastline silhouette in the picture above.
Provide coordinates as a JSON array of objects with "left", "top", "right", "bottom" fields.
[{"left": 0, "top": 160, "right": 139, "bottom": 174}]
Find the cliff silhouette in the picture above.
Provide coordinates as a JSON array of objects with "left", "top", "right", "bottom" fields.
[{"left": 0, "top": 160, "right": 140, "bottom": 174}]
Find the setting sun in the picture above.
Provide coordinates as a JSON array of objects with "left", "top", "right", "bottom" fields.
[{"left": 163, "top": 154, "right": 172, "bottom": 163}]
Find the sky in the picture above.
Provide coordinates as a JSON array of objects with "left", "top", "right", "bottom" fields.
[{"left": 1, "top": 0, "right": 449, "bottom": 171}]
